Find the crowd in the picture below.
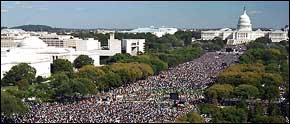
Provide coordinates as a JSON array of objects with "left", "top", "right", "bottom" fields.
[{"left": 3, "top": 49, "right": 241, "bottom": 123}]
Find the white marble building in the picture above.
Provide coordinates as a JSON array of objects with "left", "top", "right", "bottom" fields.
[
  {"left": 121, "top": 39, "right": 145, "bottom": 55},
  {"left": 120, "top": 26, "right": 178, "bottom": 37},
  {"left": 1, "top": 32, "right": 146, "bottom": 79},
  {"left": 39, "top": 33, "right": 75, "bottom": 48},
  {"left": 0, "top": 33, "right": 122, "bottom": 79},
  {"left": 1, "top": 29, "right": 30, "bottom": 48},
  {"left": 201, "top": 7, "right": 289, "bottom": 45},
  {"left": 1, "top": 37, "right": 52, "bottom": 78}
]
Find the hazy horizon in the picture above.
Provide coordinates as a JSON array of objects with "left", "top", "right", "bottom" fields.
[
  {"left": 1, "top": 1, "right": 289, "bottom": 29},
  {"left": 1, "top": 24, "right": 287, "bottom": 30}
]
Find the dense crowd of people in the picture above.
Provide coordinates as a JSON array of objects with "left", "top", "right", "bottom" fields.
[{"left": 3, "top": 49, "right": 242, "bottom": 123}]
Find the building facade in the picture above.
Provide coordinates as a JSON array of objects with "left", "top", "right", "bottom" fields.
[
  {"left": 121, "top": 39, "right": 145, "bottom": 55},
  {"left": 120, "top": 26, "right": 178, "bottom": 37},
  {"left": 0, "top": 33, "right": 124, "bottom": 79},
  {"left": 1, "top": 29, "right": 30, "bottom": 48},
  {"left": 201, "top": 7, "right": 289, "bottom": 45}
]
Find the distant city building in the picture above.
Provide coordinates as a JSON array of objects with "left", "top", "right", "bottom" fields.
[
  {"left": 76, "top": 38, "right": 101, "bottom": 51},
  {"left": 1, "top": 30, "right": 79, "bottom": 49},
  {"left": 1, "top": 29, "right": 30, "bottom": 39},
  {"left": 97, "top": 30, "right": 115, "bottom": 34},
  {"left": 121, "top": 39, "right": 145, "bottom": 55},
  {"left": 120, "top": 26, "right": 178, "bottom": 37},
  {"left": 201, "top": 7, "right": 289, "bottom": 45},
  {"left": 39, "top": 33, "right": 74, "bottom": 48},
  {"left": 1, "top": 29, "right": 30, "bottom": 48}
]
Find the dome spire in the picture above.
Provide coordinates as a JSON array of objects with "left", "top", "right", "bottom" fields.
[
  {"left": 243, "top": 6, "right": 246, "bottom": 14},
  {"left": 237, "top": 6, "right": 252, "bottom": 31}
]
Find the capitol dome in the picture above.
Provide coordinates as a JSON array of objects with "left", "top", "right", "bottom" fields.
[
  {"left": 237, "top": 7, "right": 252, "bottom": 31},
  {"left": 18, "top": 36, "right": 48, "bottom": 49}
]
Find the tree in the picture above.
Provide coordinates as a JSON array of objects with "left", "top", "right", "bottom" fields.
[
  {"left": 97, "top": 72, "right": 122, "bottom": 91},
  {"left": 32, "top": 83, "right": 54, "bottom": 102},
  {"left": 75, "top": 78, "right": 97, "bottom": 94},
  {"left": 54, "top": 79, "right": 73, "bottom": 99},
  {"left": 111, "top": 63, "right": 142, "bottom": 82},
  {"left": 69, "top": 78, "right": 97, "bottom": 96},
  {"left": 77, "top": 65, "right": 105, "bottom": 83},
  {"left": 197, "top": 37, "right": 225, "bottom": 51},
  {"left": 53, "top": 77, "right": 97, "bottom": 100},
  {"left": 254, "top": 37, "right": 272, "bottom": 44},
  {"left": 213, "top": 106, "right": 248, "bottom": 123},
  {"left": 136, "top": 63, "right": 154, "bottom": 78},
  {"left": 234, "top": 84, "right": 259, "bottom": 99},
  {"left": 253, "top": 115, "right": 285, "bottom": 123},
  {"left": 262, "top": 73, "right": 283, "bottom": 87},
  {"left": 51, "top": 59, "right": 74, "bottom": 73},
  {"left": 1, "top": 26, "right": 8, "bottom": 29},
  {"left": 249, "top": 103, "right": 264, "bottom": 122},
  {"left": 160, "top": 34, "right": 183, "bottom": 48},
  {"left": 35, "top": 76, "right": 46, "bottom": 83},
  {"left": 73, "top": 55, "right": 94, "bottom": 69},
  {"left": 174, "top": 31, "right": 194, "bottom": 46},
  {"left": 107, "top": 53, "right": 132, "bottom": 64},
  {"left": 155, "top": 46, "right": 203, "bottom": 67},
  {"left": 260, "top": 73, "right": 282, "bottom": 101},
  {"left": 16, "top": 79, "right": 29, "bottom": 91},
  {"left": 1, "top": 63, "right": 36, "bottom": 86},
  {"left": 281, "top": 62, "right": 289, "bottom": 83},
  {"left": 265, "top": 63, "right": 280, "bottom": 73},
  {"left": 4, "top": 86, "right": 27, "bottom": 99},
  {"left": 176, "top": 112, "right": 205, "bottom": 123},
  {"left": 148, "top": 33, "right": 161, "bottom": 50},
  {"left": 99, "top": 65, "right": 113, "bottom": 73},
  {"left": 212, "top": 37, "right": 225, "bottom": 48},
  {"left": 266, "top": 116, "right": 285, "bottom": 123},
  {"left": 187, "top": 112, "right": 206, "bottom": 123},
  {"left": 199, "top": 103, "right": 219, "bottom": 115},
  {"left": 267, "top": 103, "right": 282, "bottom": 116},
  {"left": 217, "top": 64, "right": 264, "bottom": 87},
  {"left": 50, "top": 72, "right": 70, "bottom": 88},
  {"left": 35, "top": 76, "right": 45, "bottom": 83},
  {"left": 240, "top": 48, "right": 285, "bottom": 65},
  {"left": 206, "top": 84, "right": 234, "bottom": 103},
  {"left": 96, "top": 33, "right": 109, "bottom": 46},
  {"left": 263, "top": 48, "right": 283, "bottom": 64},
  {"left": 1, "top": 91, "right": 28, "bottom": 116},
  {"left": 136, "top": 54, "right": 168, "bottom": 74}
]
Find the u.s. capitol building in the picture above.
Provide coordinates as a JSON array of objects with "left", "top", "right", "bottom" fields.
[{"left": 201, "top": 7, "right": 289, "bottom": 45}]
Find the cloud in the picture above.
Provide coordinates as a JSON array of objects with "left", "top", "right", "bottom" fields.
[
  {"left": 15, "top": 1, "right": 22, "bottom": 5},
  {"left": 1, "top": 9, "right": 8, "bottom": 13},
  {"left": 11, "top": 1, "right": 33, "bottom": 9},
  {"left": 6, "top": 6, "right": 14, "bottom": 9},
  {"left": 39, "top": 7, "right": 48, "bottom": 10},
  {"left": 22, "top": 5, "right": 33, "bottom": 9},
  {"left": 248, "top": 10, "right": 262, "bottom": 15},
  {"left": 76, "top": 8, "right": 85, "bottom": 11}
]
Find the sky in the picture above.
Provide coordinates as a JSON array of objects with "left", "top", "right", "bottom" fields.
[{"left": 1, "top": 1, "right": 289, "bottom": 29}]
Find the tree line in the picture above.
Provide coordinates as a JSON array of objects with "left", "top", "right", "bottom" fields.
[{"left": 71, "top": 30, "right": 202, "bottom": 52}]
